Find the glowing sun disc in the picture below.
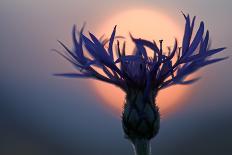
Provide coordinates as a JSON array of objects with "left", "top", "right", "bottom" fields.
[{"left": 92, "top": 8, "right": 193, "bottom": 117}]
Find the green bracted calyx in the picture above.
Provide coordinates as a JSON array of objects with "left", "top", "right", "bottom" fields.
[{"left": 122, "top": 89, "right": 160, "bottom": 155}]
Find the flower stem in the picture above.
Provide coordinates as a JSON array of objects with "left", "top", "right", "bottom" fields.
[{"left": 132, "top": 139, "right": 151, "bottom": 155}]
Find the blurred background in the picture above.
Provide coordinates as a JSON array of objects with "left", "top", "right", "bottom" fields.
[{"left": 0, "top": 0, "right": 232, "bottom": 155}]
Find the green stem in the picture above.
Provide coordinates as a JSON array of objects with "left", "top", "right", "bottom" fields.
[{"left": 132, "top": 139, "right": 151, "bottom": 155}]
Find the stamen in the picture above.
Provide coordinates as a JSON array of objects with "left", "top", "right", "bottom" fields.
[{"left": 159, "top": 40, "right": 163, "bottom": 53}]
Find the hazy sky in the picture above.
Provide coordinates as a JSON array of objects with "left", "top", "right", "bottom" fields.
[{"left": 0, "top": 0, "right": 232, "bottom": 155}]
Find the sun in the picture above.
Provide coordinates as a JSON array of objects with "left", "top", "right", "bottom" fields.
[{"left": 91, "top": 8, "right": 194, "bottom": 117}]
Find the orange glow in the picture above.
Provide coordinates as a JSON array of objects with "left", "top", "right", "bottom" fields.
[{"left": 92, "top": 8, "right": 193, "bottom": 117}]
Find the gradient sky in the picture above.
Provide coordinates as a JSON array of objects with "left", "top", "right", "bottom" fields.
[{"left": 0, "top": 0, "right": 232, "bottom": 155}]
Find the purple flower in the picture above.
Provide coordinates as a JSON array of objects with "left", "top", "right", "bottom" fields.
[
  {"left": 54, "top": 13, "right": 228, "bottom": 155},
  {"left": 54, "top": 13, "right": 227, "bottom": 96}
]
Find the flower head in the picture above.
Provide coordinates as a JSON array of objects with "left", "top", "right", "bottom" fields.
[
  {"left": 54, "top": 13, "right": 227, "bottom": 97},
  {"left": 54, "top": 13, "right": 228, "bottom": 155}
]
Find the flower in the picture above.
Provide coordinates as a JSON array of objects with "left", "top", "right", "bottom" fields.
[
  {"left": 54, "top": 13, "right": 227, "bottom": 155},
  {"left": 54, "top": 13, "right": 227, "bottom": 94}
]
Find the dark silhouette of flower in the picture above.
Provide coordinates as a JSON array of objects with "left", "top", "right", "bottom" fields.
[{"left": 54, "top": 13, "right": 227, "bottom": 155}]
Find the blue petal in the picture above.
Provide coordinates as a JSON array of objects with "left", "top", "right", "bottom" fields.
[
  {"left": 57, "top": 40, "right": 78, "bottom": 61},
  {"left": 179, "top": 77, "right": 201, "bottom": 85},
  {"left": 199, "top": 30, "right": 209, "bottom": 54},
  {"left": 181, "top": 47, "right": 226, "bottom": 63},
  {"left": 88, "top": 32, "right": 110, "bottom": 60},
  {"left": 72, "top": 25, "right": 85, "bottom": 63},
  {"left": 201, "top": 57, "right": 229, "bottom": 66},
  {"left": 81, "top": 34, "right": 98, "bottom": 58},
  {"left": 115, "top": 55, "right": 142, "bottom": 63},
  {"left": 53, "top": 73, "right": 91, "bottom": 78},
  {"left": 188, "top": 21, "right": 204, "bottom": 56},
  {"left": 130, "top": 34, "right": 148, "bottom": 59},
  {"left": 132, "top": 37, "right": 160, "bottom": 55},
  {"left": 108, "top": 25, "right": 117, "bottom": 60},
  {"left": 182, "top": 14, "right": 192, "bottom": 55}
]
